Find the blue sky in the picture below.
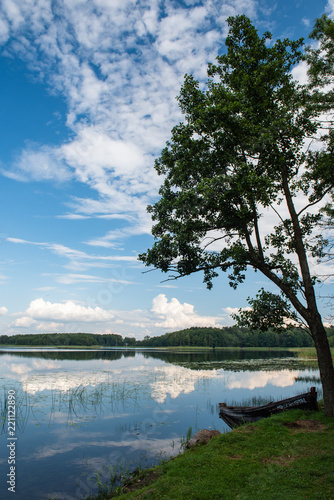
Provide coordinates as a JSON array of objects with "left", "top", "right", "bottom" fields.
[{"left": 0, "top": 0, "right": 333, "bottom": 340}]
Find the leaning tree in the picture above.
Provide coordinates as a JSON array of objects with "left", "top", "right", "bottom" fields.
[{"left": 139, "top": 15, "right": 334, "bottom": 415}]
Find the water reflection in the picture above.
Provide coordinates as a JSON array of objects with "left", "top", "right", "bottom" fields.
[
  {"left": 0, "top": 348, "right": 321, "bottom": 500},
  {"left": 0, "top": 348, "right": 126, "bottom": 361},
  {"left": 0, "top": 347, "right": 297, "bottom": 362},
  {"left": 143, "top": 348, "right": 297, "bottom": 364}
]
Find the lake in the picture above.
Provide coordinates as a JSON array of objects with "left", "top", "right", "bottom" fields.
[{"left": 0, "top": 348, "right": 321, "bottom": 500}]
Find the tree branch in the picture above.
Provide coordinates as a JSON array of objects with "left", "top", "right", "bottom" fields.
[
  {"left": 253, "top": 209, "right": 265, "bottom": 262},
  {"left": 298, "top": 185, "right": 333, "bottom": 216}
]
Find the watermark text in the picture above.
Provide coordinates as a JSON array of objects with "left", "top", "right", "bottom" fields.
[{"left": 6, "top": 390, "right": 16, "bottom": 493}]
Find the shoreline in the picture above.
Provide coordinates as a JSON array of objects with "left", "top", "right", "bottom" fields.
[{"left": 86, "top": 403, "right": 334, "bottom": 499}]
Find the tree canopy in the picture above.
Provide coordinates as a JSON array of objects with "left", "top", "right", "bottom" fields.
[{"left": 139, "top": 15, "right": 334, "bottom": 415}]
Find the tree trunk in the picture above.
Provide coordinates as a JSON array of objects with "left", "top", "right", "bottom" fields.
[
  {"left": 280, "top": 168, "right": 334, "bottom": 416},
  {"left": 309, "top": 313, "right": 334, "bottom": 416}
]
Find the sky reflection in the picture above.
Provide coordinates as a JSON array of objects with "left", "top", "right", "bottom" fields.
[
  {"left": 0, "top": 350, "right": 308, "bottom": 401},
  {"left": 0, "top": 349, "right": 321, "bottom": 500}
]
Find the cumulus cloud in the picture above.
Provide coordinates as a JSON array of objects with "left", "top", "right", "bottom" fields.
[
  {"left": 23, "top": 298, "right": 114, "bottom": 323},
  {"left": 151, "top": 294, "right": 220, "bottom": 329},
  {"left": 13, "top": 316, "right": 37, "bottom": 328},
  {"left": 0, "top": 306, "right": 8, "bottom": 315},
  {"left": 223, "top": 306, "right": 252, "bottom": 318},
  {"left": 35, "top": 321, "right": 65, "bottom": 332},
  {"left": 291, "top": 60, "right": 310, "bottom": 86},
  {"left": 219, "top": 306, "right": 253, "bottom": 326}
]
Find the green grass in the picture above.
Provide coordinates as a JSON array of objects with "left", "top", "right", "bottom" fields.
[{"left": 88, "top": 403, "right": 334, "bottom": 500}]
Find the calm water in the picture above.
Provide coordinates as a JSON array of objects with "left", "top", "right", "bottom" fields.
[{"left": 0, "top": 348, "right": 321, "bottom": 500}]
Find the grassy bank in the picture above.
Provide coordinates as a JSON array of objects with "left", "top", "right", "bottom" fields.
[{"left": 90, "top": 404, "right": 334, "bottom": 500}]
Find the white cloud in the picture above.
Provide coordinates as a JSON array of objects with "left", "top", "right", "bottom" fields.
[
  {"left": 35, "top": 321, "right": 65, "bottom": 331},
  {"left": 54, "top": 273, "right": 106, "bottom": 284},
  {"left": 151, "top": 293, "right": 220, "bottom": 329},
  {"left": 85, "top": 212, "right": 153, "bottom": 248},
  {"left": 301, "top": 18, "right": 311, "bottom": 28},
  {"left": 13, "top": 316, "right": 37, "bottom": 327},
  {"left": 291, "top": 60, "right": 310, "bottom": 86},
  {"left": 34, "top": 287, "right": 56, "bottom": 291},
  {"left": 0, "top": 306, "right": 8, "bottom": 315},
  {"left": 327, "top": 0, "right": 334, "bottom": 17},
  {"left": 57, "top": 213, "right": 134, "bottom": 221},
  {"left": 54, "top": 273, "right": 137, "bottom": 285},
  {"left": 7, "top": 237, "right": 138, "bottom": 270},
  {"left": 0, "top": 0, "right": 259, "bottom": 247},
  {"left": 61, "top": 127, "right": 147, "bottom": 179},
  {"left": 0, "top": 15, "right": 9, "bottom": 43},
  {"left": 24, "top": 298, "right": 114, "bottom": 323},
  {"left": 2, "top": 144, "right": 72, "bottom": 183},
  {"left": 223, "top": 306, "right": 252, "bottom": 318}
]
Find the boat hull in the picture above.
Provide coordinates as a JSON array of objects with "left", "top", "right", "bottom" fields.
[{"left": 219, "top": 387, "right": 318, "bottom": 428}]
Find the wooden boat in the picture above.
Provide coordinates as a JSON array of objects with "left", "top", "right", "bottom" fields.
[{"left": 219, "top": 387, "right": 318, "bottom": 428}]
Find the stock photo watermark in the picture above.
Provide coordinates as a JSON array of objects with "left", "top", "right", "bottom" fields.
[{"left": 6, "top": 390, "right": 17, "bottom": 493}]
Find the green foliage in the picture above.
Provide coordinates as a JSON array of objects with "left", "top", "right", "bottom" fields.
[
  {"left": 0, "top": 332, "right": 124, "bottom": 347},
  {"left": 233, "top": 289, "right": 298, "bottom": 332},
  {"left": 139, "top": 15, "right": 333, "bottom": 327},
  {"left": 307, "top": 15, "right": 334, "bottom": 89},
  {"left": 1, "top": 326, "right": 324, "bottom": 349},
  {"left": 139, "top": 14, "right": 334, "bottom": 414},
  {"left": 305, "top": 15, "right": 334, "bottom": 234},
  {"left": 137, "top": 326, "right": 314, "bottom": 349}
]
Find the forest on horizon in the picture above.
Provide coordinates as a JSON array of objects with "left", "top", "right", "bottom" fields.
[{"left": 1, "top": 325, "right": 334, "bottom": 349}]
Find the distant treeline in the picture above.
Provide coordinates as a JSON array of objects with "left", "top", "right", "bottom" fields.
[
  {"left": 1, "top": 326, "right": 334, "bottom": 348},
  {"left": 139, "top": 326, "right": 334, "bottom": 348},
  {"left": 0, "top": 332, "right": 130, "bottom": 347}
]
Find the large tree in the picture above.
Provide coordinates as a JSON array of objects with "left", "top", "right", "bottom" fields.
[
  {"left": 307, "top": 15, "right": 334, "bottom": 322},
  {"left": 139, "top": 16, "right": 334, "bottom": 415}
]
